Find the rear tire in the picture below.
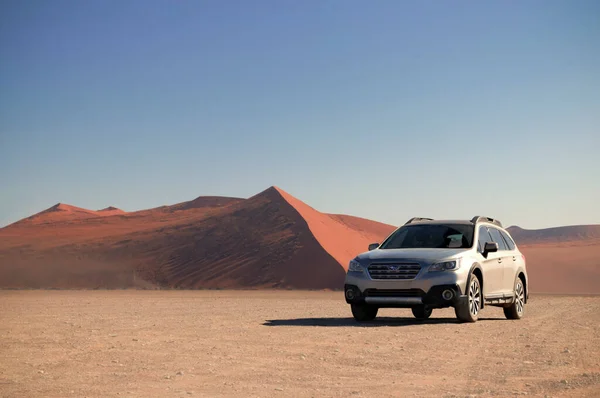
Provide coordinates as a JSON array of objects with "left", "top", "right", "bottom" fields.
[
  {"left": 455, "top": 273, "right": 481, "bottom": 323},
  {"left": 504, "top": 277, "right": 525, "bottom": 320},
  {"left": 411, "top": 305, "right": 433, "bottom": 320},
  {"left": 351, "top": 304, "right": 378, "bottom": 322}
]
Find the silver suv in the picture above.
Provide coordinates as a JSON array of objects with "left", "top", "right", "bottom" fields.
[{"left": 344, "top": 216, "right": 528, "bottom": 323}]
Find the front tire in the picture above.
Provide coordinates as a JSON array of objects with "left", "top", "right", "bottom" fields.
[
  {"left": 411, "top": 305, "right": 433, "bottom": 320},
  {"left": 455, "top": 273, "right": 481, "bottom": 323},
  {"left": 504, "top": 277, "right": 525, "bottom": 320},
  {"left": 351, "top": 304, "right": 378, "bottom": 322}
]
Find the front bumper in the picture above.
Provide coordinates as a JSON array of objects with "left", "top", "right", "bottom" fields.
[
  {"left": 344, "top": 283, "right": 463, "bottom": 308},
  {"left": 344, "top": 269, "right": 468, "bottom": 308}
]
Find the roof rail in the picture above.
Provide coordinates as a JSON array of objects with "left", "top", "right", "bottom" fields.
[
  {"left": 404, "top": 217, "right": 434, "bottom": 225},
  {"left": 470, "top": 216, "right": 502, "bottom": 228}
]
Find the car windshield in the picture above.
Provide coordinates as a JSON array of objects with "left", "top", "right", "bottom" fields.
[{"left": 379, "top": 224, "right": 474, "bottom": 249}]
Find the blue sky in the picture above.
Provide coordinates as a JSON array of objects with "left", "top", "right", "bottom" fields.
[{"left": 1, "top": 0, "right": 599, "bottom": 229}]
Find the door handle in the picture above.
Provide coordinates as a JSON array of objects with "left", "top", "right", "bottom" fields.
[
  {"left": 513, "top": 256, "right": 516, "bottom": 261},
  {"left": 498, "top": 258, "right": 502, "bottom": 263}
]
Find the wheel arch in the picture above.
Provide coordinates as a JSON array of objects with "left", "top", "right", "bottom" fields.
[
  {"left": 516, "top": 268, "right": 528, "bottom": 303},
  {"left": 468, "top": 262, "right": 484, "bottom": 308}
]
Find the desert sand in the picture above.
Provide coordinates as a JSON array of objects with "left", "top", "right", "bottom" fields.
[{"left": 1, "top": 290, "right": 599, "bottom": 398}]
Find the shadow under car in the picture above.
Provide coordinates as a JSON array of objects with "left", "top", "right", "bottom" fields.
[{"left": 262, "top": 316, "right": 503, "bottom": 327}]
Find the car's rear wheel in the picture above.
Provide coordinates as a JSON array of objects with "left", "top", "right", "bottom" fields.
[
  {"left": 455, "top": 273, "right": 481, "bottom": 323},
  {"left": 351, "top": 304, "right": 378, "bottom": 322},
  {"left": 504, "top": 277, "right": 525, "bottom": 320},
  {"left": 411, "top": 305, "right": 432, "bottom": 320}
]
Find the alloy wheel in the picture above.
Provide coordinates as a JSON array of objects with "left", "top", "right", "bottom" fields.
[
  {"left": 515, "top": 280, "right": 525, "bottom": 315},
  {"left": 469, "top": 278, "right": 481, "bottom": 316}
]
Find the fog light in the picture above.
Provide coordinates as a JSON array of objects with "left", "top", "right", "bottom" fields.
[
  {"left": 345, "top": 288, "right": 356, "bottom": 300},
  {"left": 442, "top": 289, "right": 454, "bottom": 300}
]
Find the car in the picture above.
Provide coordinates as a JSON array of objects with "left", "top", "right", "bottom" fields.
[{"left": 344, "top": 216, "right": 528, "bottom": 323}]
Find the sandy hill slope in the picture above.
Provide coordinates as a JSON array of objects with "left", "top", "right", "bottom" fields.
[
  {"left": 328, "top": 214, "right": 396, "bottom": 241},
  {"left": 167, "top": 196, "right": 244, "bottom": 212},
  {"left": 97, "top": 206, "right": 126, "bottom": 216},
  {"left": 276, "top": 188, "right": 395, "bottom": 271},
  {"left": 0, "top": 187, "right": 395, "bottom": 289}
]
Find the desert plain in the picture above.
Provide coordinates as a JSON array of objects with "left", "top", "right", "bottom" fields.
[{"left": 1, "top": 290, "right": 599, "bottom": 398}]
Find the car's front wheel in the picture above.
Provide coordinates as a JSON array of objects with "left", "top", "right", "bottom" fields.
[
  {"left": 351, "top": 304, "right": 378, "bottom": 322},
  {"left": 411, "top": 305, "right": 433, "bottom": 320},
  {"left": 455, "top": 273, "right": 481, "bottom": 323},
  {"left": 504, "top": 277, "right": 525, "bottom": 320}
]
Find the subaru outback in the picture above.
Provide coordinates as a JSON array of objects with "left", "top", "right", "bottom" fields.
[{"left": 344, "top": 216, "right": 528, "bottom": 323}]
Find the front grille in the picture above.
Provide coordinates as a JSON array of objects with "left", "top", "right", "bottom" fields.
[
  {"left": 364, "top": 289, "right": 425, "bottom": 298},
  {"left": 367, "top": 262, "right": 421, "bottom": 280}
]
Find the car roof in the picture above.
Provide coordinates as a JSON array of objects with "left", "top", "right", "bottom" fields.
[
  {"left": 402, "top": 216, "right": 504, "bottom": 229},
  {"left": 406, "top": 219, "right": 473, "bottom": 226},
  {"left": 404, "top": 220, "right": 508, "bottom": 233}
]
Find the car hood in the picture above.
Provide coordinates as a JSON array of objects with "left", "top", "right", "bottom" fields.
[{"left": 356, "top": 248, "right": 469, "bottom": 264}]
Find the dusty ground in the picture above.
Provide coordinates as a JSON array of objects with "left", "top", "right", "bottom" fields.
[{"left": 1, "top": 291, "right": 599, "bottom": 398}]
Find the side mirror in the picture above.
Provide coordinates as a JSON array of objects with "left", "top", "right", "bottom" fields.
[
  {"left": 368, "top": 243, "right": 380, "bottom": 251},
  {"left": 483, "top": 242, "right": 498, "bottom": 256}
]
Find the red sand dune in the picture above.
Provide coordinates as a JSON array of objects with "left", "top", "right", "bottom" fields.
[
  {"left": 0, "top": 186, "right": 598, "bottom": 293},
  {"left": 0, "top": 187, "right": 395, "bottom": 289}
]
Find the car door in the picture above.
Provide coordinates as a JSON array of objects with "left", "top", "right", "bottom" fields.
[
  {"left": 499, "top": 229, "right": 519, "bottom": 292},
  {"left": 476, "top": 226, "right": 503, "bottom": 296},
  {"left": 487, "top": 227, "right": 512, "bottom": 295}
]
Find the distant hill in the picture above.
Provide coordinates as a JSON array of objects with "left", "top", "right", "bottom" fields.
[
  {"left": 10, "top": 203, "right": 127, "bottom": 226},
  {"left": 507, "top": 225, "right": 600, "bottom": 245}
]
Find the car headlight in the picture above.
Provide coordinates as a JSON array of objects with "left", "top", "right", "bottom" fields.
[
  {"left": 429, "top": 260, "right": 460, "bottom": 272},
  {"left": 348, "top": 259, "right": 363, "bottom": 272}
]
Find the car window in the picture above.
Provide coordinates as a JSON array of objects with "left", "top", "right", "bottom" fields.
[
  {"left": 379, "top": 224, "right": 474, "bottom": 249},
  {"left": 500, "top": 230, "right": 516, "bottom": 250},
  {"left": 488, "top": 227, "right": 508, "bottom": 250},
  {"left": 477, "top": 226, "right": 493, "bottom": 253}
]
